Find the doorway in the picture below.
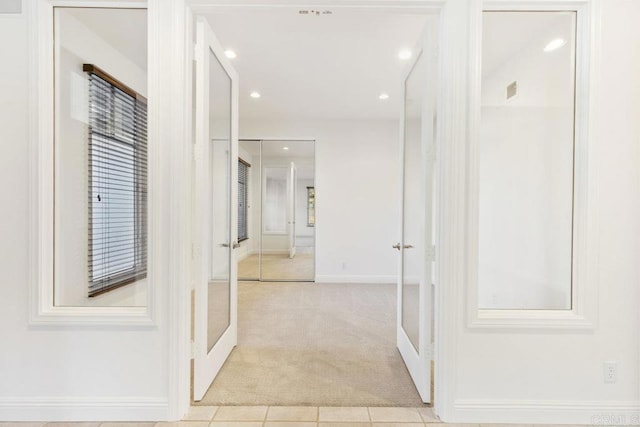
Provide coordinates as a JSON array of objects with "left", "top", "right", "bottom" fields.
[
  {"left": 237, "top": 139, "right": 316, "bottom": 282},
  {"left": 188, "top": 3, "right": 440, "bottom": 411}
]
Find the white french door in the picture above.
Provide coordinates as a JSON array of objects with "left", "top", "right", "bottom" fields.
[
  {"left": 192, "top": 17, "right": 239, "bottom": 401},
  {"left": 288, "top": 162, "right": 297, "bottom": 259},
  {"left": 395, "top": 25, "right": 438, "bottom": 404}
]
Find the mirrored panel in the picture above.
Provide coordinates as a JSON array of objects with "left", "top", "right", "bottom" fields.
[
  {"left": 53, "top": 7, "right": 148, "bottom": 307},
  {"left": 261, "top": 140, "right": 315, "bottom": 281},
  {"left": 237, "top": 140, "right": 261, "bottom": 281},
  {"left": 402, "top": 52, "right": 427, "bottom": 352},
  {"left": 207, "top": 50, "right": 232, "bottom": 352},
  {"left": 478, "top": 12, "right": 576, "bottom": 310}
]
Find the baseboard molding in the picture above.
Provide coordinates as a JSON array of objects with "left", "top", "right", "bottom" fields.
[
  {"left": 315, "top": 274, "right": 396, "bottom": 284},
  {"left": 0, "top": 396, "right": 169, "bottom": 421},
  {"left": 452, "top": 399, "right": 640, "bottom": 424}
]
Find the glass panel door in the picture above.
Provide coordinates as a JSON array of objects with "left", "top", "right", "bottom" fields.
[
  {"left": 193, "top": 17, "right": 238, "bottom": 401},
  {"left": 396, "top": 23, "right": 438, "bottom": 404}
]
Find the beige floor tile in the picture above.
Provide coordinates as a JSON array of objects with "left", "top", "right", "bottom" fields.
[
  {"left": 266, "top": 406, "right": 318, "bottom": 421},
  {"left": 368, "top": 407, "right": 422, "bottom": 423},
  {"left": 99, "top": 424, "right": 157, "bottom": 427},
  {"left": 209, "top": 423, "right": 263, "bottom": 427},
  {"left": 319, "top": 423, "right": 372, "bottom": 427},
  {"left": 417, "top": 407, "right": 439, "bottom": 423},
  {"left": 372, "top": 424, "right": 424, "bottom": 427},
  {"left": 154, "top": 423, "right": 209, "bottom": 427},
  {"left": 182, "top": 406, "right": 218, "bottom": 421},
  {"left": 43, "top": 424, "right": 101, "bottom": 427},
  {"left": 319, "top": 407, "right": 370, "bottom": 422},
  {"left": 264, "top": 423, "right": 317, "bottom": 427},
  {"left": 213, "top": 406, "right": 268, "bottom": 422}
]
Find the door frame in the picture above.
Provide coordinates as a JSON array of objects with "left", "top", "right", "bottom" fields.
[{"left": 167, "top": 1, "right": 461, "bottom": 421}]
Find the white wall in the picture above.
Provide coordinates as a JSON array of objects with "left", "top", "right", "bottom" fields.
[
  {"left": 241, "top": 119, "right": 400, "bottom": 283},
  {"left": 451, "top": 1, "right": 640, "bottom": 423},
  {"left": 0, "top": 8, "right": 167, "bottom": 421}
]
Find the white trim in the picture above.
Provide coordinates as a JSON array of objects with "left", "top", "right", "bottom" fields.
[
  {"left": 28, "top": 0, "right": 155, "bottom": 325},
  {"left": 453, "top": 399, "right": 640, "bottom": 424},
  {"left": 466, "top": 0, "right": 599, "bottom": 329},
  {"left": 0, "top": 396, "right": 168, "bottom": 422},
  {"left": 315, "top": 275, "right": 396, "bottom": 284}
]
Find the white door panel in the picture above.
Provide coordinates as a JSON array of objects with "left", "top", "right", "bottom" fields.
[
  {"left": 193, "top": 17, "right": 239, "bottom": 402},
  {"left": 396, "top": 23, "right": 438, "bottom": 404}
]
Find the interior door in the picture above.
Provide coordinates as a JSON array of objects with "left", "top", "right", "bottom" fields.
[
  {"left": 193, "top": 17, "right": 239, "bottom": 401},
  {"left": 288, "top": 161, "right": 297, "bottom": 259},
  {"left": 395, "top": 26, "right": 437, "bottom": 404}
]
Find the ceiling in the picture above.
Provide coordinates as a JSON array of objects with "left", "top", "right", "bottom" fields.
[
  {"left": 201, "top": 10, "right": 434, "bottom": 120},
  {"left": 66, "top": 8, "right": 147, "bottom": 71},
  {"left": 240, "top": 139, "right": 315, "bottom": 159},
  {"left": 482, "top": 11, "right": 575, "bottom": 77}
]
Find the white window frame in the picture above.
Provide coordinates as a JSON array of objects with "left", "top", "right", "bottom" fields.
[
  {"left": 28, "top": 0, "right": 155, "bottom": 325},
  {"left": 466, "top": 0, "right": 600, "bottom": 329}
]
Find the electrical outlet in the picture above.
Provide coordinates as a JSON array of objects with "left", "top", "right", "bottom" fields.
[{"left": 604, "top": 361, "right": 617, "bottom": 383}]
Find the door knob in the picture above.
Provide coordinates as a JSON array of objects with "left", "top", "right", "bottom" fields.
[
  {"left": 221, "top": 243, "right": 230, "bottom": 248},
  {"left": 232, "top": 241, "right": 241, "bottom": 249},
  {"left": 404, "top": 244, "right": 414, "bottom": 249},
  {"left": 392, "top": 243, "right": 401, "bottom": 250}
]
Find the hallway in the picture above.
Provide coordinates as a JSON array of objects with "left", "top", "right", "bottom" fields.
[{"left": 197, "top": 282, "right": 425, "bottom": 407}]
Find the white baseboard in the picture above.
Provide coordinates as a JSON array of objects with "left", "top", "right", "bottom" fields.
[
  {"left": 452, "top": 399, "right": 640, "bottom": 424},
  {"left": 0, "top": 396, "right": 169, "bottom": 421},
  {"left": 315, "top": 274, "right": 396, "bottom": 284}
]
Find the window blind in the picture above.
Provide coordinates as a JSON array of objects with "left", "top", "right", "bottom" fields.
[
  {"left": 85, "top": 64, "right": 148, "bottom": 297},
  {"left": 238, "top": 159, "right": 249, "bottom": 241}
]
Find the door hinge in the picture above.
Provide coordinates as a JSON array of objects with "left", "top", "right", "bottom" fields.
[{"left": 190, "top": 340, "right": 197, "bottom": 359}]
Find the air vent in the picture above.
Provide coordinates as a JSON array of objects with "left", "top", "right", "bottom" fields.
[
  {"left": 298, "top": 9, "right": 333, "bottom": 16},
  {"left": 0, "top": 0, "right": 21, "bottom": 14},
  {"left": 506, "top": 81, "right": 518, "bottom": 100}
]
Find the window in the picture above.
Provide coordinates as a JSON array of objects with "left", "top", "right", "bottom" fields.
[
  {"left": 238, "top": 158, "right": 250, "bottom": 242},
  {"left": 307, "top": 186, "right": 315, "bottom": 227},
  {"left": 86, "top": 64, "right": 148, "bottom": 297}
]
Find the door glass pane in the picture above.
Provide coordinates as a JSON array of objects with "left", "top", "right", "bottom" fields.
[
  {"left": 402, "top": 52, "right": 427, "bottom": 352},
  {"left": 207, "top": 49, "right": 232, "bottom": 352},
  {"left": 238, "top": 140, "right": 261, "bottom": 281},
  {"left": 260, "top": 140, "right": 315, "bottom": 281},
  {"left": 478, "top": 12, "right": 576, "bottom": 310}
]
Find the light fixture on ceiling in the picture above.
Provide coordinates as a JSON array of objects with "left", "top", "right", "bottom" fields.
[
  {"left": 543, "top": 38, "right": 567, "bottom": 52},
  {"left": 250, "top": 91, "right": 261, "bottom": 99},
  {"left": 224, "top": 49, "right": 237, "bottom": 59},
  {"left": 283, "top": 146, "right": 289, "bottom": 151},
  {"left": 379, "top": 93, "right": 389, "bottom": 100},
  {"left": 398, "top": 49, "right": 412, "bottom": 60}
]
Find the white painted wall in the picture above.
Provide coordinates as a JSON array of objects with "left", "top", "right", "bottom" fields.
[
  {"left": 0, "top": 8, "right": 167, "bottom": 421},
  {"left": 478, "top": 13, "right": 575, "bottom": 309},
  {"left": 54, "top": 9, "right": 147, "bottom": 307},
  {"left": 451, "top": 1, "right": 640, "bottom": 423},
  {"left": 241, "top": 119, "right": 400, "bottom": 283}
]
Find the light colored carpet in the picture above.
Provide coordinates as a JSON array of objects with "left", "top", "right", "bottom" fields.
[
  {"left": 238, "top": 253, "right": 315, "bottom": 281},
  {"left": 197, "top": 281, "right": 425, "bottom": 407}
]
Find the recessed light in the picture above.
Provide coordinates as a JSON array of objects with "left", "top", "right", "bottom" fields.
[
  {"left": 283, "top": 147, "right": 289, "bottom": 151},
  {"left": 224, "top": 49, "right": 237, "bottom": 59},
  {"left": 544, "top": 38, "right": 567, "bottom": 52},
  {"left": 250, "top": 91, "right": 261, "bottom": 99},
  {"left": 398, "top": 49, "right": 412, "bottom": 60},
  {"left": 379, "top": 93, "right": 389, "bottom": 100}
]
